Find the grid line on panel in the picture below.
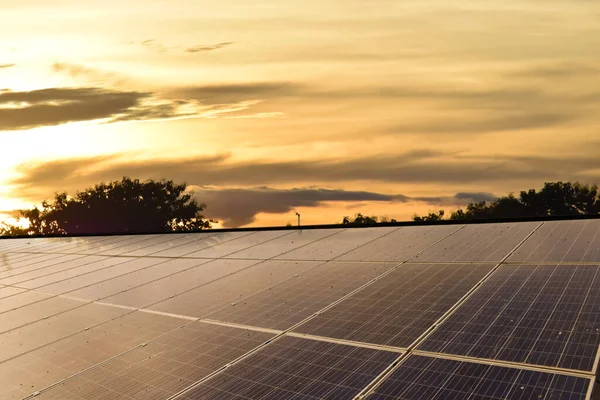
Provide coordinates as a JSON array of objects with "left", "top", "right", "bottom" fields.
[
  {"left": 416, "top": 263, "right": 600, "bottom": 373},
  {"left": 0, "top": 253, "right": 83, "bottom": 279},
  {"left": 139, "top": 231, "right": 257, "bottom": 257},
  {"left": 24, "top": 320, "right": 276, "bottom": 400},
  {"left": 285, "top": 332, "right": 405, "bottom": 354},
  {"left": 363, "top": 354, "right": 593, "bottom": 400},
  {"left": 165, "top": 224, "right": 468, "bottom": 400},
  {"left": 353, "top": 221, "right": 544, "bottom": 399},
  {"left": 0, "top": 304, "right": 134, "bottom": 366},
  {"left": 0, "top": 253, "right": 94, "bottom": 283}
]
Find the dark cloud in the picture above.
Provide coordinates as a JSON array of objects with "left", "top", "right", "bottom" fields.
[
  {"left": 178, "top": 186, "right": 499, "bottom": 227},
  {"left": 0, "top": 86, "right": 257, "bottom": 131},
  {"left": 0, "top": 63, "right": 15, "bottom": 69},
  {"left": 185, "top": 42, "right": 235, "bottom": 53},
  {"left": 8, "top": 148, "right": 600, "bottom": 206}
]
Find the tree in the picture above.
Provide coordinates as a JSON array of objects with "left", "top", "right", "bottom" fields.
[
  {"left": 342, "top": 213, "right": 380, "bottom": 226},
  {"left": 413, "top": 181, "right": 600, "bottom": 222},
  {"left": 6, "top": 177, "right": 215, "bottom": 236},
  {"left": 413, "top": 210, "right": 445, "bottom": 222}
]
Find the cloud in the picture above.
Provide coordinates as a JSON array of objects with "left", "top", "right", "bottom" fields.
[
  {"left": 140, "top": 39, "right": 167, "bottom": 53},
  {"left": 0, "top": 86, "right": 279, "bottom": 131},
  {"left": 171, "top": 82, "right": 304, "bottom": 105},
  {"left": 162, "top": 186, "right": 500, "bottom": 227},
  {"left": 51, "top": 62, "right": 127, "bottom": 85},
  {"left": 185, "top": 42, "right": 234, "bottom": 53},
  {"left": 9, "top": 147, "right": 600, "bottom": 206},
  {"left": 0, "top": 63, "right": 15, "bottom": 69},
  {"left": 508, "top": 62, "right": 600, "bottom": 79}
]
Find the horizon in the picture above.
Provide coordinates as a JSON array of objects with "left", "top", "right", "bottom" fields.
[{"left": 1, "top": 0, "right": 599, "bottom": 228}]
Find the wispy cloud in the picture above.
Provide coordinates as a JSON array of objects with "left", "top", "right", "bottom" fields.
[
  {"left": 51, "top": 62, "right": 127, "bottom": 85},
  {"left": 0, "top": 86, "right": 282, "bottom": 131},
  {"left": 0, "top": 63, "right": 15, "bottom": 69},
  {"left": 140, "top": 39, "right": 168, "bottom": 53},
  {"left": 184, "top": 42, "right": 235, "bottom": 53}
]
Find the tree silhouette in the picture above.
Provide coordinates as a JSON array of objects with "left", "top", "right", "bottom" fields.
[
  {"left": 7, "top": 177, "right": 215, "bottom": 235},
  {"left": 341, "top": 213, "right": 397, "bottom": 226},
  {"left": 415, "top": 181, "right": 600, "bottom": 222},
  {"left": 413, "top": 210, "right": 445, "bottom": 222}
]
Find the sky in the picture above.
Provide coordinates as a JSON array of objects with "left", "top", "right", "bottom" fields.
[{"left": 0, "top": 0, "right": 599, "bottom": 228}]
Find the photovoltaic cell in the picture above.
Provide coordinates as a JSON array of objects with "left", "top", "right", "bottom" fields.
[
  {"left": 337, "top": 224, "right": 461, "bottom": 262},
  {"left": 177, "top": 335, "right": 398, "bottom": 400},
  {"left": 410, "top": 222, "right": 539, "bottom": 262},
  {"left": 418, "top": 263, "right": 600, "bottom": 372},
  {"left": 0, "top": 296, "right": 84, "bottom": 334},
  {"left": 32, "top": 322, "right": 274, "bottom": 400},
  {"left": 0, "top": 302, "right": 127, "bottom": 363},
  {"left": 0, "top": 286, "right": 27, "bottom": 300},
  {"left": 0, "top": 290, "right": 51, "bottom": 313},
  {"left": 148, "top": 231, "right": 255, "bottom": 258},
  {"left": 30, "top": 257, "right": 169, "bottom": 295},
  {"left": 100, "top": 258, "right": 258, "bottom": 308},
  {"left": 208, "top": 261, "right": 396, "bottom": 330},
  {"left": 366, "top": 355, "right": 592, "bottom": 400},
  {"left": 66, "top": 258, "right": 212, "bottom": 301},
  {"left": 224, "top": 229, "right": 341, "bottom": 259},
  {"left": 294, "top": 263, "right": 494, "bottom": 348},
  {"left": 0, "top": 254, "right": 85, "bottom": 280},
  {"left": 180, "top": 230, "right": 293, "bottom": 258},
  {"left": 274, "top": 228, "right": 395, "bottom": 261},
  {"left": 0, "top": 311, "right": 185, "bottom": 400},
  {"left": 120, "top": 232, "right": 216, "bottom": 257},
  {"left": 149, "top": 260, "right": 321, "bottom": 318},
  {"left": 508, "top": 219, "right": 600, "bottom": 263}
]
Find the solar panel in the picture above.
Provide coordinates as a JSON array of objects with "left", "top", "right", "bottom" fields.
[
  {"left": 179, "top": 230, "right": 293, "bottom": 259},
  {"left": 274, "top": 228, "right": 395, "bottom": 261},
  {"left": 22, "top": 257, "right": 168, "bottom": 294},
  {"left": 336, "top": 224, "right": 461, "bottom": 262},
  {"left": 29, "top": 322, "right": 274, "bottom": 400},
  {"left": 0, "top": 296, "right": 84, "bottom": 334},
  {"left": 99, "top": 258, "right": 257, "bottom": 308},
  {"left": 66, "top": 258, "right": 214, "bottom": 301},
  {"left": 294, "top": 263, "right": 495, "bottom": 348},
  {"left": 417, "top": 263, "right": 600, "bottom": 372},
  {"left": 0, "top": 290, "right": 51, "bottom": 313},
  {"left": 410, "top": 222, "right": 539, "bottom": 262},
  {"left": 365, "top": 354, "right": 593, "bottom": 400},
  {"left": 508, "top": 219, "right": 600, "bottom": 263},
  {"left": 1, "top": 221, "right": 599, "bottom": 400},
  {"left": 0, "top": 311, "right": 185, "bottom": 399},
  {"left": 0, "top": 302, "right": 127, "bottom": 363},
  {"left": 0, "top": 255, "right": 124, "bottom": 286},
  {"left": 149, "top": 231, "right": 255, "bottom": 257},
  {"left": 175, "top": 335, "right": 399, "bottom": 400},
  {"left": 224, "top": 229, "right": 342, "bottom": 259},
  {"left": 148, "top": 260, "right": 321, "bottom": 318},
  {"left": 208, "top": 261, "right": 396, "bottom": 330}
]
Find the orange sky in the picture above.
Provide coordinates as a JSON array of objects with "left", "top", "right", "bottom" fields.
[{"left": 1, "top": 0, "right": 599, "bottom": 227}]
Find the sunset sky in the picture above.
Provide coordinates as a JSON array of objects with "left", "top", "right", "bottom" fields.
[{"left": 1, "top": 0, "right": 599, "bottom": 227}]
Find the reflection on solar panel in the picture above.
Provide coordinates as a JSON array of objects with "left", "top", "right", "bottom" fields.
[
  {"left": 410, "top": 222, "right": 539, "bottom": 262},
  {"left": 209, "top": 261, "right": 396, "bottom": 330},
  {"left": 366, "top": 354, "right": 593, "bottom": 400},
  {"left": 0, "top": 311, "right": 185, "bottom": 399},
  {"left": 418, "top": 263, "right": 600, "bottom": 372},
  {"left": 31, "top": 322, "right": 273, "bottom": 400},
  {"left": 0, "top": 220, "right": 599, "bottom": 400},
  {"left": 508, "top": 219, "right": 600, "bottom": 263},
  {"left": 177, "top": 336, "right": 398, "bottom": 400},
  {"left": 294, "top": 263, "right": 494, "bottom": 347}
]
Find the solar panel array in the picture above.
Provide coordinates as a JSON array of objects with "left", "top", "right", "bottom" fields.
[{"left": 0, "top": 220, "right": 598, "bottom": 400}]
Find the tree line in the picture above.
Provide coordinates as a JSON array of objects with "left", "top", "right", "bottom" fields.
[
  {"left": 342, "top": 182, "right": 600, "bottom": 225},
  {"left": 0, "top": 177, "right": 214, "bottom": 236}
]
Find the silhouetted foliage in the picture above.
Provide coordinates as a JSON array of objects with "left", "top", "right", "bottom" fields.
[
  {"left": 414, "top": 182, "right": 600, "bottom": 222},
  {"left": 341, "top": 213, "right": 396, "bottom": 226},
  {"left": 5, "top": 177, "right": 215, "bottom": 236},
  {"left": 413, "top": 210, "right": 445, "bottom": 222}
]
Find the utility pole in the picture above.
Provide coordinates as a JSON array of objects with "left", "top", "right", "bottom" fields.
[{"left": 295, "top": 212, "right": 301, "bottom": 227}]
